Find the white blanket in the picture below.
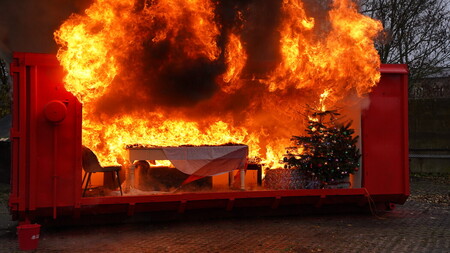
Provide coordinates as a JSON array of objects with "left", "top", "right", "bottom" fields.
[{"left": 161, "top": 145, "right": 248, "bottom": 178}]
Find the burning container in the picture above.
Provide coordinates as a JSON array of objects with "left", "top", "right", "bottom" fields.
[{"left": 8, "top": 52, "right": 409, "bottom": 223}]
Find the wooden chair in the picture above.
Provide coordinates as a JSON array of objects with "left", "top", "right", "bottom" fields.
[{"left": 81, "top": 146, "right": 123, "bottom": 197}]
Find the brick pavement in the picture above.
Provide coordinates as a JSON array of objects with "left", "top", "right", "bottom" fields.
[{"left": 0, "top": 176, "right": 448, "bottom": 253}]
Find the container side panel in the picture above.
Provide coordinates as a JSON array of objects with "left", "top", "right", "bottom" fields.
[
  {"left": 10, "top": 53, "right": 82, "bottom": 214},
  {"left": 28, "top": 66, "right": 38, "bottom": 211},
  {"left": 35, "top": 65, "right": 65, "bottom": 207},
  {"left": 362, "top": 66, "right": 409, "bottom": 196},
  {"left": 9, "top": 63, "right": 26, "bottom": 212},
  {"left": 15, "top": 57, "right": 29, "bottom": 212},
  {"left": 34, "top": 62, "right": 82, "bottom": 208}
]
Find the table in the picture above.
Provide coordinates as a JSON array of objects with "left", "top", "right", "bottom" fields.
[{"left": 125, "top": 145, "right": 249, "bottom": 190}]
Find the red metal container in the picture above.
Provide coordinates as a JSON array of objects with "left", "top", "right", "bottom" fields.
[{"left": 8, "top": 52, "right": 409, "bottom": 222}]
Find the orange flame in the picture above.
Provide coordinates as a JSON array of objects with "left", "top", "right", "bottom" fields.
[
  {"left": 267, "top": 0, "right": 382, "bottom": 106},
  {"left": 55, "top": 0, "right": 382, "bottom": 168},
  {"left": 221, "top": 33, "right": 247, "bottom": 92}
]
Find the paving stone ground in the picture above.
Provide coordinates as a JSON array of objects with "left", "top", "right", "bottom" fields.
[{"left": 0, "top": 175, "right": 449, "bottom": 253}]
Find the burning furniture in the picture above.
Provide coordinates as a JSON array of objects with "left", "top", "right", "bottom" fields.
[
  {"left": 81, "top": 145, "right": 123, "bottom": 197},
  {"left": 126, "top": 145, "right": 249, "bottom": 190}
]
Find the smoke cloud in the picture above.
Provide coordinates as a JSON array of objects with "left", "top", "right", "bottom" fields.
[{"left": 88, "top": 0, "right": 338, "bottom": 123}]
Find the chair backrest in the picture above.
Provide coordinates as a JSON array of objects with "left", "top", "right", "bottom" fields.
[{"left": 82, "top": 146, "right": 103, "bottom": 173}]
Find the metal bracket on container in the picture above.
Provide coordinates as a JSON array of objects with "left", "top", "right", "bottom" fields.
[
  {"left": 226, "top": 198, "right": 235, "bottom": 211},
  {"left": 271, "top": 196, "right": 281, "bottom": 209},
  {"left": 127, "top": 203, "right": 136, "bottom": 216},
  {"left": 178, "top": 200, "right": 187, "bottom": 214},
  {"left": 315, "top": 195, "right": 326, "bottom": 208}
]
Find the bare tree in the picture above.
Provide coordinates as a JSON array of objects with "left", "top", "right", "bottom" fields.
[
  {"left": 0, "top": 58, "right": 10, "bottom": 118},
  {"left": 359, "top": 0, "right": 450, "bottom": 82}
]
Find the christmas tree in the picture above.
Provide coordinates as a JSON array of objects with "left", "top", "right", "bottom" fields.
[{"left": 284, "top": 108, "right": 361, "bottom": 188}]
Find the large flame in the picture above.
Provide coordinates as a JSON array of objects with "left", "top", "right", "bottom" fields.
[
  {"left": 221, "top": 32, "right": 247, "bottom": 92},
  {"left": 55, "top": 0, "right": 382, "bottom": 168},
  {"left": 267, "top": 0, "right": 381, "bottom": 102}
]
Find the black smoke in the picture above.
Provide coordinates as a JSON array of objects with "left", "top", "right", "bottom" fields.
[{"left": 93, "top": 0, "right": 285, "bottom": 118}]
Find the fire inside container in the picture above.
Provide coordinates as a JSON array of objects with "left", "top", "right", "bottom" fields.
[{"left": 9, "top": 0, "right": 409, "bottom": 222}]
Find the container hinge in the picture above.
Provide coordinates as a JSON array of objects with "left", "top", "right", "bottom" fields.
[
  {"left": 271, "top": 196, "right": 281, "bottom": 209},
  {"left": 10, "top": 129, "right": 20, "bottom": 138},
  {"left": 8, "top": 196, "right": 19, "bottom": 204},
  {"left": 315, "top": 195, "right": 326, "bottom": 208},
  {"left": 178, "top": 200, "right": 187, "bottom": 214},
  {"left": 127, "top": 203, "right": 136, "bottom": 216},
  {"left": 226, "top": 198, "right": 235, "bottom": 211}
]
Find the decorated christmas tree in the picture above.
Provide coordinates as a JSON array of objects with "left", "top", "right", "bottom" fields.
[{"left": 284, "top": 108, "right": 361, "bottom": 189}]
